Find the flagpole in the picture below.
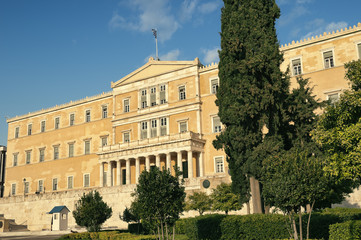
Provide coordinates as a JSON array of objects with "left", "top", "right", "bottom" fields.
[{"left": 152, "top": 29, "right": 159, "bottom": 60}]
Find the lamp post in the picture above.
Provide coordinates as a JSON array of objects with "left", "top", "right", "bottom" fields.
[{"left": 23, "top": 178, "right": 26, "bottom": 196}]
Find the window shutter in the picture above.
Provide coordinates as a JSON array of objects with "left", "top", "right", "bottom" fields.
[
  {"left": 323, "top": 51, "right": 333, "bottom": 58},
  {"left": 150, "top": 92, "right": 156, "bottom": 105},
  {"left": 180, "top": 122, "right": 187, "bottom": 132},
  {"left": 160, "top": 91, "right": 166, "bottom": 102}
]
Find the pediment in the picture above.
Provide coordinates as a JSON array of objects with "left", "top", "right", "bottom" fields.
[{"left": 111, "top": 57, "right": 200, "bottom": 88}]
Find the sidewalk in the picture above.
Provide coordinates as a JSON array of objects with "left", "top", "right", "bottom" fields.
[{"left": 0, "top": 229, "right": 78, "bottom": 237}]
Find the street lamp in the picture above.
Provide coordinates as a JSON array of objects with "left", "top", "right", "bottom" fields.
[{"left": 23, "top": 178, "right": 26, "bottom": 196}]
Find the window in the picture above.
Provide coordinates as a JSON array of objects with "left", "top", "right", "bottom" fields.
[
  {"left": 55, "top": 117, "right": 60, "bottom": 129},
  {"left": 11, "top": 183, "right": 16, "bottom": 195},
  {"left": 141, "top": 121, "right": 148, "bottom": 139},
  {"left": 84, "top": 140, "right": 90, "bottom": 155},
  {"left": 38, "top": 180, "right": 43, "bottom": 192},
  {"left": 52, "top": 178, "right": 58, "bottom": 191},
  {"left": 67, "top": 176, "right": 73, "bottom": 189},
  {"left": 213, "top": 116, "right": 222, "bottom": 133},
  {"left": 68, "top": 143, "right": 74, "bottom": 158},
  {"left": 151, "top": 119, "right": 157, "bottom": 138},
  {"left": 123, "top": 132, "right": 130, "bottom": 143},
  {"left": 124, "top": 99, "right": 130, "bottom": 113},
  {"left": 160, "top": 117, "right": 167, "bottom": 136},
  {"left": 28, "top": 124, "right": 32, "bottom": 136},
  {"left": 210, "top": 78, "right": 219, "bottom": 94},
  {"left": 85, "top": 110, "right": 91, "bottom": 122},
  {"left": 15, "top": 127, "right": 19, "bottom": 138},
  {"left": 358, "top": 43, "right": 361, "bottom": 59},
  {"left": 328, "top": 93, "right": 339, "bottom": 104},
  {"left": 103, "top": 171, "right": 107, "bottom": 186},
  {"left": 24, "top": 182, "right": 29, "bottom": 194},
  {"left": 26, "top": 151, "right": 31, "bottom": 164},
  {"left": 54, "top": 214, "right": 58, "bottom": 220},
  {"left": 53, "top": 146, "right": 59, "bottom": 160},
  {"left": 141, "top": 89, "right": 147, "bottom": 108},
  {"left": 101, "top": 137, "right": 108, "bottom": 147},
  {"left": 160, "top": 85, "right": 167, "bottom": 104},
  {"left": 69, "top": 113, "right": 75, "bottom": 126},
  {"left": 84, "top": 174, "right": 90, "bottom": 187},
  {"left": 41, "top": 121, "right": 46, "bottom": 133},
  {"left": 150, "top": 87, "right": 157, "bottom": 106},
  {"left": 13, "top": 153, "right": 18, "bottom": 167},
  {"left": 179, "top": 86, "right": 186, "bottom": 100},
  {"left": 39, "top": 148, "right": 45, "bottom": 162},
  {"left": 215, "top": 157, "right": 224, "bottom": 173},
  {"left": 292, "top": 58, "right": 302, "bottom": 76},
  {"left": 102, "top": 106, "right": 108, "bottom": 119},
  {"left": 179, "top": 121, "right": 187, "bottom": 133},
  {"left": 323, "top": 51, "right": 334, "bottom": 69}
]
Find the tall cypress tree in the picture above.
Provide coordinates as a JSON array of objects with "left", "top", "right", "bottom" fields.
[{"left": 213, "top": 0, "right": 289, "bottom": 213}]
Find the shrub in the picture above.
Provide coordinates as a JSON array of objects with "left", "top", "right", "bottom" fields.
[
  {"left": 220, "top": 214, "right": 289, "bottom": 240},
  {"left": 329, "top": 220, "right": 361, "bottom": 240}
]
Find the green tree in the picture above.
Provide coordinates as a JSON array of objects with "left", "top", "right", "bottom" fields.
[
  {"left": 185, "top": 191, "right": 211, "bottom": 216},
  {"left": 211, "top": 183, "right": 242, "bottom": 215},
  {"left": 132, "top": 167, "right": 185, "bottom": 240},
  {"left": 314, "top": 60, "right": 361, "bottom": 183},
  {"left": 72, "top": 191, "right": 112, "bottom": 232},
  {"left": 213, "top": 0, "right": 289, "bottom": 213}
]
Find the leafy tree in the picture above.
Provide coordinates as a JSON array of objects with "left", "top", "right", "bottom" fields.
[
  {"left": 314, "top": 60, "right": 361, "bottom": 183},
  {"left": 185, "top": 191, "right": 211, "bottom": 216},
  {"left": 214, "top": 0, "right": 289, "bottom": 213},
  {"left": 211, "top": 183, "right": 242, "bottom": 214},
  {"left": 132, "top": 167, "right": 185, "bottom": 240},
  {"left": 120, "top": 200, "right": 142, "bottom": 234},
  {"left": 72, "top": 190, "right": 112, "bottom": 232}
]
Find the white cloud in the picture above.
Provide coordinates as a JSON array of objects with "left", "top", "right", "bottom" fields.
[
  {"left": 109, "top": 0, "right": 179, "bottom": 42},
  {"left": 179, "top": 0, "right": 198, "bottom": 22},
  {"left": 160, "top": 49, "right": 180, "bottom": 61},
  {"left": 202, "top": 47, "right": 220, "bottom": 65},
  {"left": 302, "top": 20, "right": 348, "bottom": 40},
  {"left": 198, "top": 1, "right": 219, "bottom": 14},
  {"left": 278, "top": 5, "right": 309, "bottom": 26}
]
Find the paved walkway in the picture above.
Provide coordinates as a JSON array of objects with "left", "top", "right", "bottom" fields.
[{"left": 0, "top": 230, "right": 78, "bottom": 240}]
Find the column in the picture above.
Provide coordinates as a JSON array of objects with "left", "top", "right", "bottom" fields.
[
  {"left": 199, "top": 152, "right": 204, "bottom": 177},
  {"left": 146, "top": 156, "right": 150, "bottom": 171},
  {"left": 100, "top": 162, "right": 104, "bottom": 187},
  {"left": 126, "top": 159, "right": 131, "bottom": 185},
  {"left": 136, "top": 157, "right": 140, "bottom": 184},
  {"left": 107, "top": 161, "right": 112, "bottom": 187},
  {"left": 166, "top": 152, "right": 171, "bottom": 171},
  {"left": 177, "top": 151, "right": 183, "bottom": 179},
  {"left": 156, "top": 154, "right": 161, "bottom": 168},
  {"left": 188, "top": 151, "right": 193, "bottom": 179},
  {"left": 116, "top": 160, "right": 121, "bottom": 186}
]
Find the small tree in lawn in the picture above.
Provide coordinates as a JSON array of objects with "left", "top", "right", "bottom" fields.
[
  {"left": 132, "top": 167, "right": 185, "bottom": 240},
  {"left": 211, "top": 183, "right": 242, "bottom": 215},
  {"left": 120, "top": 200, "right": 141, "bottom": 233},
  {"left": 73, "top": 190, "right": 112, "bottom": 232},
  {"left": 185, "top": 191, "right": 211, "bottom": 216}
]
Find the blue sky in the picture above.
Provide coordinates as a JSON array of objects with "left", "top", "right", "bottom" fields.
[{"left": 0, "top": 0, "right": 360, "bottom": 146}]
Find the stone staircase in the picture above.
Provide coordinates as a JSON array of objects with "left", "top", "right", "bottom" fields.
[{"left": 0, "top": 214, "right": 29, "bottom": 232}]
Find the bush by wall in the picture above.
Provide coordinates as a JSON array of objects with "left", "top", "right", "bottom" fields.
[
  {"left": 329, "top": 220, "right": 361, "bottom": 240},
  {"left": 58, "top": 231, "right": 157, "bottom": 240}
]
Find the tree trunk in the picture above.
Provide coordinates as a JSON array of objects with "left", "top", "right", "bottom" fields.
[
  {"left": 165, "top": 222, "right": 169, "bottom": 240},
  {"left": 173, "top": 225, "right": 175, "bottom": 240},
  {"left": 157, "top": 225, "right": 161, "bottom": 240},
  {"left": 291, "top": 213, "right": 299, "bottom": 240},
  {"left": 246, "top": 201, "right": 250, "bottom": 214},
  {"left": 299, "top": 208, "right": 303, "bottom": 240},
  {"left": 250, "top": 177, "right": 263, "bottom": 213},
  {"left": 307, "top": 201, "right": 315, "bottom": 240},
  {"left": 161, "top": 220, "right": 164, "bottom": 240}
]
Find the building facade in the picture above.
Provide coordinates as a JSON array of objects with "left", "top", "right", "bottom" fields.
[{"left": 1, "top": 23, "right": 361, "bottom": 230}]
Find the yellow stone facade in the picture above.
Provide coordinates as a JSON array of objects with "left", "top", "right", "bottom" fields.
[{"left": 2, "top": 23, "right": 361, "bottom": 230}]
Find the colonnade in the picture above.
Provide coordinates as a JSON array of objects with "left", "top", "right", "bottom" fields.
[{"left": 100, "top": 150, "right": 203, "bottom": 186}]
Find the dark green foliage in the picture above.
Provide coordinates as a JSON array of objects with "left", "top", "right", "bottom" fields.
[
  {"left": 329, "top": 220, "right": 361, "bottom": 240},
  {"left": 185, "top": 191, "right": 211, "bottom": 215},
  {"left": 220, "top": 214, "right": 289, "bottom": 240},
  {"left": 58, "top": 231, "right": 157, "bottom": 240},
  {"left": 211, "top": 183, "right": 242, "bottom": 214},
  {"left": 132, "top": 167, "right": 185, "bottom": 238},
  {"left": 128, "top": 223, "right": 149, "bottom": 235},
  {"left": 214, "top": 0, "right": 289, "bottom": 207},
  {"left": 72, "top": 191, "right": 112, "bottom": 232}
]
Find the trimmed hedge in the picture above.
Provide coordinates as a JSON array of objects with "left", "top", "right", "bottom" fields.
[
  {"left": 220, "top": 214, "right": 289, "bottom": 240},
  {"left": 58, "top": 231, "right": 157, "bottom": 240},
  {"left": 329, "top": 220, "right": 361, "bottom": 240}
]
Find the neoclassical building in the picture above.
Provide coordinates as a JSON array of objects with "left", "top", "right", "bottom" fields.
[{"left": 1, "top": 23, "right": 361, "bottom": 230}]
